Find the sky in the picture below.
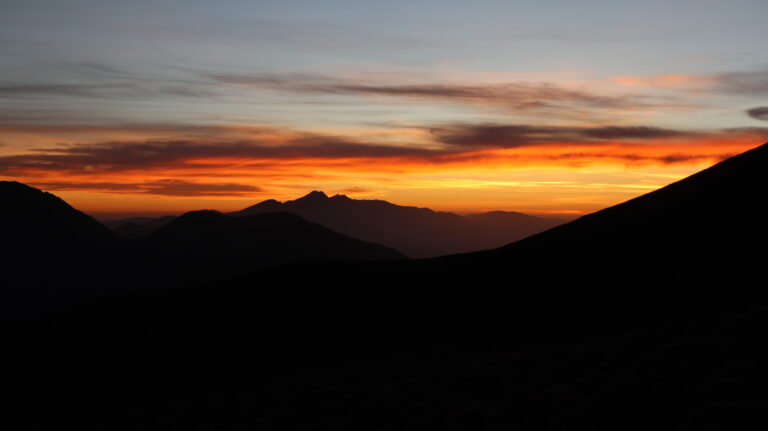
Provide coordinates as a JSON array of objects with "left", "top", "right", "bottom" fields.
[{"left": 1, "top": 0, "right": 766, "bottom": 217}]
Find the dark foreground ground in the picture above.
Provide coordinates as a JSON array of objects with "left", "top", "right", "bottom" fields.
[{"left": 3, "top": 266, "right": 768, "bottom": 431}]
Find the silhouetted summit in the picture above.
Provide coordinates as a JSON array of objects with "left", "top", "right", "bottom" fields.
[
  {"left": 298, "top": 190, "right": 329, "bottom": 202},
  {"left": 232, "top": 191, "right": 562, "bottom": 257}
]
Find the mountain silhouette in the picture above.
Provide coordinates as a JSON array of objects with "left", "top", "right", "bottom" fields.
[
  {"left": 0, "top": 180, "right": 115, "bottom": 255},
  {"left": 444, "top": 141, "right": 768, "bottom": 284},
  {"left": 231, "top": 191, "right": 562, "bottom": 257},
  {"left": 132, "top": 209, "right": 404, "bottom": 279},
  {"left": 0, "top": 183, "right": 403, "bottom": 316},
  {"left": 4, "top": 143, "right": 768, "bottom": 430},
  {"left": 0, "top": 181, "right": 119, "bottom": 316}
]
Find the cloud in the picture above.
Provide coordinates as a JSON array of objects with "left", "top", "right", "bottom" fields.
[
  {"left": 0, "top": 123, "right": 761, "bottom": 188},
  {"left": 0, "top": 63, "right": 214, "bottom": 101},
  {"left": 0, "top": 84, "right": 102, "bottom": 97},
  {"left": 431, "top": 124, "right": 696, "bottom": 148},
  {"left": 717, "top": 69, "right": 768, "bottom": 95},
  {"left": 331, "top": 186, "right": 374, "bottom": 195},
  {"left": 611, "top": 74, "right": 712, "bottom": 89},
  {"left": 0, "top": 83, "right": 215, "bottom": 100},
  {"left": 212, "top": 73, "right": 674, "bottom": 114},
  {"left": 0, "top": 123, "right": 702, "bottom": 175},
  {"left": 612, "top": 68, "right": 768, "bottom": 95},
  {"left": 580, "top": 126, "right": 691, "bottom": 140},
  {"left": 747, "top": 107, "right": 768, "bottom": 121},
  {"left": 31, "top": 179, "right": 262, "bottom": 197},
  {"left": 542, "top": 151, "right": 732, "bottom": 165},
  {"left": 0, "top": 137, "right": 436, "bottom": 175}
]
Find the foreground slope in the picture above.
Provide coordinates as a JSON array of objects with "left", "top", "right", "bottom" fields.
[{"left": 449, "top": 141, "right": 768, "bottom": 284}]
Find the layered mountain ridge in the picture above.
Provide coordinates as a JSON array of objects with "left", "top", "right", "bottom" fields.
[{"left": 231, "top": 191, "right": 563, "bottom": 257}]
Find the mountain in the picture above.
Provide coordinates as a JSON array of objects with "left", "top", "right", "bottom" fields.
[
  {"left": 231, "top": 191, "right": 563, "bottom": 257},
  {"left": 0, "top": 181, "right": 119, "bottom": 316},
  {"left": 4, "top": 143, "right": 768, "bottom": 430},
  {"left": 134, "top": 210, "right": 404, "bottom": 278},
  {"left": 448, "top": 141, "right": 768, "bottom": 285},
  {"left": 0, "top": 183, "right": 402, "bottom": 317},
  {"left": 0, "top": 180, "right": 115, "bottom": 255}
]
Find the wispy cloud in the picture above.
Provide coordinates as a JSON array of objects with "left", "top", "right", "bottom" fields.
[
  {"left": 0, "top": 137, "right": 435, "bottom": 176},
  {"left": 0, "top": 82, "right": 214, "bottom": 100},
  {"left": 747, "top": 107, "right": 768, "bottom": 121},
  {"left": 612, "top": 67, "right": 768, "bottom": 95},
  {"left": 717, "top": 69, "right": 768, "bottom": 95},
  {"left": 30, "top": 179, "right": 262, "bottom": 197},
  {"left": 211, "top": 73, "right": 683, "bottom": 116},
  {"left": 432, "top": 124, "right": 697, "bottom": 148},
  {"left": 0, "top": 61, "right": 214, "bottom": 101},
  {"left": 0, "top": 123, "right": 761, "bottom": 182}
]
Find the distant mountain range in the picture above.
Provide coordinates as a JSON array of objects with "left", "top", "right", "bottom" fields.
[
  {"left": 0, "top": 183, "right": 402, "bottom": 316},
  {"left": 104, "top": 193, "right": 562, "bottom": 258},
  {"left": 233, "top": 192, "right": 563, "bottom": 257}
]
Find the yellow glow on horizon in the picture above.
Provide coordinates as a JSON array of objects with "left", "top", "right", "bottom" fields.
[{"left": 2, "top": 125, "right": 761, "bottom": 217}]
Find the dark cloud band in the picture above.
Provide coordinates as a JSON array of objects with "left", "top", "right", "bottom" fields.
[
  {"left": 30, "top": 179, "right": 262, "bottom": 197},
  {"left": 747, "top": 107, "right": 768, "bottom": 121},
  {"left": 0, "top": 123, "right": 762, "bottom": 181}
]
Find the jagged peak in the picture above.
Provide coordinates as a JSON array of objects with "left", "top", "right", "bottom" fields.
[{"left": 296, "top": 190, "right": 329, "bottom": 201}]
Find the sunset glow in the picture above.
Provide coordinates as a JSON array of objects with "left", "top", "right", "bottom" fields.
[{"left": 1, "top": 1, "right": 766, "bottom": 217}]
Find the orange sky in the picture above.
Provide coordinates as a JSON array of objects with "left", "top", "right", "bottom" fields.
[
  {"left": 2, "top": 2, "right": 767, "bottom": 218},
  {"left": 1, "top": 123, "right": 761, "bottom": 218}
]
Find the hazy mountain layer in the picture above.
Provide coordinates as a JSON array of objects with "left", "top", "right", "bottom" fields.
[{"left": 232, "top": 192, "right": 563, "bottom": 258}]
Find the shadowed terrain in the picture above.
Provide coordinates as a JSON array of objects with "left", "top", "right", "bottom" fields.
[
  {"left": 2, "top": 143, "right": 768, "bottom": 430},
  {"left": 0, "top": 185, "right": 403, "bottom": 318},
  {"left": 133, "top": 209, "right": 404, "bottom": 278}
]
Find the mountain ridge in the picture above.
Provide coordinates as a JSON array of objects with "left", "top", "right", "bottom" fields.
[{"left": 232, "top": 191, "right": 563, "bottom": 257}]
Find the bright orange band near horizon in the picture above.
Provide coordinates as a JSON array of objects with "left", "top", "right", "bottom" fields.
[{"left": 0, "top": 123, "right": 763, "bottom": 218}]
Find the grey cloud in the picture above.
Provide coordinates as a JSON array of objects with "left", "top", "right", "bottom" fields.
[
  {"left": 580, "top": 126, "right": 691, "bottom": 140},
  {"left": 747, "top": 107, "right": 768, "bottom": 121},
  {"left": 212, "top": 73, "right": 662, "bottom": 111},
  {"left": 0, "top": 123, "right": 760, "bottom": 178},
  {"left": 432, "top": 124, "right": 697, "bottom": 148},
  {"left": 0, "top": 137, "right": 436, "bottom": 175},
  {"left": 31, "top": 179, "right": 262, "bottom": 197},
  {"left": 0, "top": 82, "right": 215, "bottom": 100},
  {"left": 717, "top": 69, "right": 768, "bottom": 95}
]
